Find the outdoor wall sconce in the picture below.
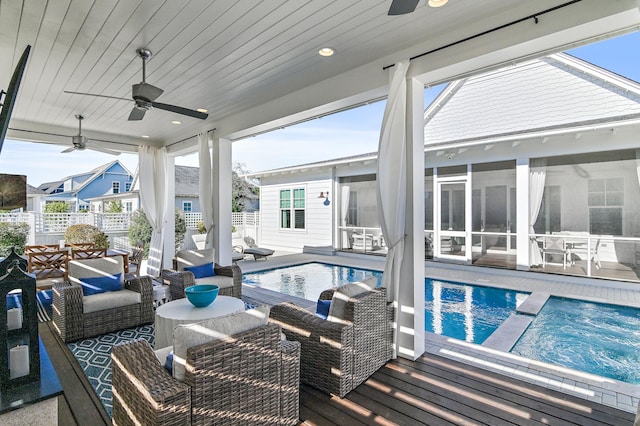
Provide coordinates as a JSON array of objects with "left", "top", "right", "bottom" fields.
[{"left": 318, "top": 191, "right": 330, "bottom": 206}]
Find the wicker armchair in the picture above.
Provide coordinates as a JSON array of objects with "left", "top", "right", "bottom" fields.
[
  {"left": 52, "top": 256, "right": 154, "bottom": 342},
  {"left": 111, "top": 323, "right": 301, "bottom": 425},
  {"left": 270, "top": 285, "right": 393, "bottom": 398},
  {"left": 161, "top": 248, "right": 242, "bottom": 300}
]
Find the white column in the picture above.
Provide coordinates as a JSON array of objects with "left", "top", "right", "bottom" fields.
[
  {"left": 212, "top": 137, "right": 233, "bottom": 266},
  {"left": 398, "top": 77, "right": 425, "bottom": 360},
  {"left": 163, "top": 155, "right": 176, "bottom": 269},
  {"left": 516, "top": 157, "right": 530, "bottom": 270}
]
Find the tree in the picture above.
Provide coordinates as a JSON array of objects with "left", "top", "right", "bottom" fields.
[
  {"left": 44, "top": 201, "right": 70, "bottom": 213},
  {"left": 128, "top": 208, "right": 187, "bottom": 255},
  {"left": 232, "top": 162, "right": 259, "bottom": 212},
  {"left": 106, "top": 200, "right": 123, "bottom": 213}
]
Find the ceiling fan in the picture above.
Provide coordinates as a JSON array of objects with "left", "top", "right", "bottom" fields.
[
  {"left": 61, "top": 114, "right": 120, "bottom": 155},
  {"left": 388, "top": 0, "right": 448, "bottom": 15},
  {"left": 65, "top": 48, "right": 208, "bottom": 121}
]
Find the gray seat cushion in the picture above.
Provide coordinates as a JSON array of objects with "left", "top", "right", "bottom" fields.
[
  {"left": 83, "top": 289, "right": 141, "bottom": 314},
  {"left": 243, "top": 248, "right": 274, "bottom": 256},
  {"left": 193, "top": 275, "right": 233, "bottom": 289}
]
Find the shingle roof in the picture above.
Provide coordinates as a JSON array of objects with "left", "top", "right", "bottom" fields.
[{"left": 175, "top": 165, "right": 199, "bottom": 197}]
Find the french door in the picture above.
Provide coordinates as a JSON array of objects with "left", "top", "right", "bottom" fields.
[{"left": 436, "top": 177, "right": 471, "bottom": 262}]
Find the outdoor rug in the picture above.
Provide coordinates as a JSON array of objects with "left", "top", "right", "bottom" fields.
[
  {"left": 6, "top": 289, "right": 54, "bottom": 322},
  {"left": 67, "top": 324, "right": 155, "bottom": 417}
]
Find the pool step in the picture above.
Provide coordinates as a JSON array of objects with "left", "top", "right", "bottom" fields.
[
  {"left": 482, "top": 314, "right": 533, "bottom": 352},
  {"left": 517, "top": 292, "right": 550, "bottom": 315}
]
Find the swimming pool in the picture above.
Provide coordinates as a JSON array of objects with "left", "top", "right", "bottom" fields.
[
  {"left": 425, "top": 279, "right": 528, "bottom": 344},
  {"left": 242, "top": 262, "right": 383, "bottom": 302},
  {"left": 511, "top": 297, "right": 640, "bottom": 384},
  {"left": 243, "top": 263, "right": 526, "bottom": 345}
]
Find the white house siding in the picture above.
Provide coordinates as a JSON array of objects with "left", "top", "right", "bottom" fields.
[{"left": 259, "top": 172, "right": 333, "bottom": 252}]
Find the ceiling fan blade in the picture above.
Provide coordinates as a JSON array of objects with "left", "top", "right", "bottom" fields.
[
  {"left": 388, "top": 0, "right": 419, "bottom": 15},
  {"left": 128, "top": 107, "right": 146, "bottom": 121},
  {"left": 64, "top": 90, "right": 131, "bottom": 102},
  {"left": 152, "top": 102, "right": 208, "bottom": 120},
  {"left": 61, "top": 146, "right": 75, "bottom": 153}
]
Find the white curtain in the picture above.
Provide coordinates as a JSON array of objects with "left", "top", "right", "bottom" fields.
[
  {"left": 198, "top": 133, "right": 215, "bottom": 249},
  {"left": 139, "top": 145, "right": 168, "bottom": 277},
  {"left": 341, "top": 185, "right": 350, "bottom": 248},
  {"left": 635, "top": 149, "right": 640, "bottom": 191},
  {"left": 529, "top": 164, "right": 546, "bottom": 266},
  {"left": 377, "top": 59, "right": 409, "bottom": 358}
]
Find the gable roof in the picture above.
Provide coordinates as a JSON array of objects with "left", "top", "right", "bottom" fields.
[
  {"left": 175, "top": 166, "right": 199, "bottom": 197},
  {"left": 423, "top": 52, "right": 640, "bottom": 146}
]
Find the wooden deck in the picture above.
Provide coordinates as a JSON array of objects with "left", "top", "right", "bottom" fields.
[{"left": 41, "top": 287, "right": 636, "bottom": 425}]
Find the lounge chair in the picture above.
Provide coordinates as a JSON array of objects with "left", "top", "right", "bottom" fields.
[{"left": 233, "top": 236, "right": 275, "bottom": 261}]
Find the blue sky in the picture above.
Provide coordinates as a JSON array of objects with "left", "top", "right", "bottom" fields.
[{"left": 1, "top": 31, "right": 639, "bottom": 185}]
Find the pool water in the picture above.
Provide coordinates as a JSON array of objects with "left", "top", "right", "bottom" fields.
[
  {"left": 425, "top": 279, "right": 528, "bottom": 344},
  {"left": 511, "top": 297, "right": 640, "bottom": 384},
  {"left": 243, "top": 263, "right": 526, "bottom": 345},
  {"left": 242, "top": 262, "right": 383, "bottom": 302}
]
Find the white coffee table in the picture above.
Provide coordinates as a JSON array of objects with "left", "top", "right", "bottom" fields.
[{"left": 154, "top": 296, "right": 245, "bottom": 349}]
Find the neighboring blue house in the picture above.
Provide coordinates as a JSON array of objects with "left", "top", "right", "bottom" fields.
[{"left": 37, "top": 160, "right": 134, "bottom": 212}]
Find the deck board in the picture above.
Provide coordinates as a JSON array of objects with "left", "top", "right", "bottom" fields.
[{"left": 41, "top": 286, "right": 636, "bottom": 426}]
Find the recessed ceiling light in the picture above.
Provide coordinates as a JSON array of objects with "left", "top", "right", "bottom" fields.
[
  {"left": 428, "top": 0, "right": 448, "bottom": 7},
  {"left": 196, "top": 108, "right": 208, "bottom": 113},
  {"left": 171, "top": 120, "right": 182, "bottom": 125},
  {"left": 141, "top": 135, "right": 150, "bottom": 138},
  {"left": 318, "top": 47, "right": 335, "bottom": 57}
]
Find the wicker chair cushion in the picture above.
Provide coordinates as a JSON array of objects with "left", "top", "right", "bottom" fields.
[
  {"left": 327, "top": 277, "right": 378, "bottom": 324},
  {"left": 83, "top": 289, "right": 142, "bottom": 314},
  {"left": 193, "top": 275, "right": 233, "bottom": 289},
  {"left": 172, "top": 305, "right": 270, "bottom": 381},
  {"left": 175, "top": 248, "right": 215, "bottom": 271},
  {"left": 68, "top": 256, "right": 125, "bottom": 286}
]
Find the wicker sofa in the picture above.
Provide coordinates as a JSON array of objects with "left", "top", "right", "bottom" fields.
[
  {"left": 52, "top": 256, "right": 154, "bottom": 342},
  {"left": 161, "top": 248, "right": 242, "bottom": 300},
  {"left": 111, "top": 307, "right": 301, "bottom": 425},
  {"left": 269, "top": 281, "right": 393, "bottom": 398}
]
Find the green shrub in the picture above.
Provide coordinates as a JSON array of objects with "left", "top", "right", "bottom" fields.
[
  {"left": 106, "top": 201, "right": 123, "bottom": 213},
  {"left": 175, "top": 209, "right": 187, "bottom": 251},
  {"left": 197, "top": 221, "right": 207, "bottom": 234},
  {"left": 44, "top": 201, "right": 70, "bottom": 213},
  {"left": 64, "top": 224, "right": 109, "bottom": 248},
  {"left": 0, "top": 222, "right": 30, "bottom": 255}
]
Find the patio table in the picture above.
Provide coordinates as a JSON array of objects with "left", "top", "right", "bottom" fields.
[{"left": 154, "top": 296, "right": 245, "bottom": 349}]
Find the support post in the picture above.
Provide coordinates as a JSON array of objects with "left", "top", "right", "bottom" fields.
[
  {"left": 212, "top": 137, "right": 233, "bottom": 266},
  {"left": 397, "top": 77, "right": 425, "bottom": 360}
]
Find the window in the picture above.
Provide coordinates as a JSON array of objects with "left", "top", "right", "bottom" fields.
[
  {"left": 125, "top": 182, "right": 132, "bottom": 192},
  {"left": 347, "top": 192, "right": 358, "bottom": 226},
  {"left": 588, "top": 178, "right": 623, "bottom": 235},
  {"left": 112, "top": 181, "right": 120, "bottom": 194},
  {"left": 280, "top": 188, "right": 305, "bottom": 229},
  {"left": 124, "top": 201, "right": 133, "bottom": 213},
  {"left": 183, "top": 201, "right": 192, "bottom": 212}
]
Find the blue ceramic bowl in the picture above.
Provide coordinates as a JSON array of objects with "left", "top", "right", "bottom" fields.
[{"left": 185, "top": 284, "right": 219, "bottom": 307}]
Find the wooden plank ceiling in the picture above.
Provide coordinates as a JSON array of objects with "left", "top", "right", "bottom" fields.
[{"left": 0, "top": 1, "right": 628, "bottom": 153}]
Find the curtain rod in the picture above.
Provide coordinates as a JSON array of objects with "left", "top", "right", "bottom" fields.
[
  {"left": 383, "top": 0, "right": 582, "bottom": 71},
  {"left": 166, "top": 127, "right": 216, "bottom": 148}
]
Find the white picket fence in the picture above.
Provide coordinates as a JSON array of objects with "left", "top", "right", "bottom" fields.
[{"left": 0, "top": 211, "right": 260, "bottom": 248}]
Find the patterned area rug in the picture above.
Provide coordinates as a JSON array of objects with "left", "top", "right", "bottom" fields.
[{"left": 67, "top": 325, "right": 155, "bottom": 417}]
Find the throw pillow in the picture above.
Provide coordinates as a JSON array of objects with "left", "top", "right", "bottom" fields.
[
  {"left": 164, "top": 351, "right": 174, "bottom": 374},
  {"left": 80, "top": 273, "right": 122, "bottom": 296},
  {"left": 184, "top": 262, "right": 216, "bottom": 278},
  {"left": 315, "top": 299, "right": 331, "bottom": 319},
  {"left": 172, "top": 305, "right": 270, "bottom": 381}
]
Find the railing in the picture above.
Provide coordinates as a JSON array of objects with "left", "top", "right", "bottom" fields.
[
  {"left": 182, "top": 212, "right": 260, "bottom": 230},
  {"left": 338, "top": 226, "right": 386, "bottom": 254}
]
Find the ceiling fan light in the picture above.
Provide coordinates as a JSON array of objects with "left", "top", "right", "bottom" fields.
[{"left": 428, "top": 0, "right": 448, "bottom": 7}]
